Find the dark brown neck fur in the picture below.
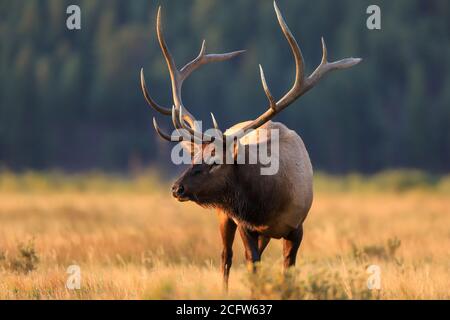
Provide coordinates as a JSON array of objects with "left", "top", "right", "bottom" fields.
[{"left": 196, "top": 164, "right": 289, "bottom": 227}]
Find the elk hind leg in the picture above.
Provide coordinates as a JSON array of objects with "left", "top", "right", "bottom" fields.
[{"left": 282, "top": 225, "right": 303, "bottom": 270}]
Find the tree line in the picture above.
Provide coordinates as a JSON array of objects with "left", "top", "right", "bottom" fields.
[{"left": 0, "top": 0, "right": 449, "bottom": 173}]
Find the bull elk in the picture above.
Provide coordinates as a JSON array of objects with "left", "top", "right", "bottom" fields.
[{"left": 140, "top": 2, "right": 361, "bottom": 290}]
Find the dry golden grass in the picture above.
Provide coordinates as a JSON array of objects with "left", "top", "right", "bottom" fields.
[{"left": 0, "top": 171, "right": 448, "bottom": 299}]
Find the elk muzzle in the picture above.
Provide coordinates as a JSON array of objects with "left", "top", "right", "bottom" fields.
[{"left": 171, "top": 183, "right": 189, "bottom": 202}]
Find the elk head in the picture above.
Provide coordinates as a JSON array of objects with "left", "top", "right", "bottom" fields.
[{"left": 140, "top": 2, "right": 361, "bottom": 206}]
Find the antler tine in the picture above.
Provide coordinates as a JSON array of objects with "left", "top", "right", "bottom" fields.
[
  {"left": 171, "top": 106, "right": 193, "bottom": 141},
  {"left": 179, "top": 106, "right": 196, "bottom": 136},
  {"left": 231, "top": 1, "right": 361, "bottom": 138},
  {"left": 171, "top": 105, "right": 183, "bottom": 130},
  {"left": 153, "top": 117, "right": 181, "bottom": 142},
  {"left": 172, "top": 106, "right": 207, "bottom": 144},
  {"left": 179, "top": 106, "right": 223, "bottom": 143},
  {"left": 320, "top": 37, "right": 328, "bottom": 64},
  {"left": 210, "top": 112, "right": 220, "bottom": 130},
  {"left": 273, "top": 1, "right": 305, "bottom": 93},
  {"left": 305, "top": 37, "right": 362, "bottom": 91},
  {"left": 141, "top": 69, "right": 172, "bottom": 115},
  {"left": 258, "top": 64, "right": 276, "bottom": 110},
  {"left": 156, "top": 6, "right": 179, "bottom": 91}
]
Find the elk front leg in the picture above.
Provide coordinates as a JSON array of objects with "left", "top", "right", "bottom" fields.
[
  {"left": 238, "top": 226, "right": 260, "bottom": 273},
  {"left": 282, "top": 225, "right": 303, "bottom": 270},
  {"left": 258, "top": 236, "right": 270, "bottom": 256},
  {"left": 218, "top": 211, "right": 237, "bottom": 292}
]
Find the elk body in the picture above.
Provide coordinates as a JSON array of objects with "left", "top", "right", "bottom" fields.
[{"left": 140, "top": 2, "right": 361, "bottom": 290}]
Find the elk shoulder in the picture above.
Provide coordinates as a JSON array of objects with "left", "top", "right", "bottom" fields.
[{"left": 224, "top": 121, "right": 314, "bottom": 239}]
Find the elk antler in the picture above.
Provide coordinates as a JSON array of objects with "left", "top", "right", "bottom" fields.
[
  {"left": 141, "top": 6, "right": 245, "bottom": 142},
  {"left": 234, "top": 1, "right": 362, "bottom": 136},
  {"left": 141, "top": 2, "right": 361, "bottom": 145}
]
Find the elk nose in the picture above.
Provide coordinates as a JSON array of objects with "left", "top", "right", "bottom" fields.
[{"left": 172, "top": 184, "right": 185, "bottom": 197}]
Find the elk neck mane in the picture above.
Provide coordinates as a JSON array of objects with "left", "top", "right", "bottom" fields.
[{"left": 198, "top": 163, "right": 289, "bottom": 227}]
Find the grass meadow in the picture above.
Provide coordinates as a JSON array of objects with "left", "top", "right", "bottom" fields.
[{"left": 0, "top": 170, "right": 448, "bottom": 299}]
